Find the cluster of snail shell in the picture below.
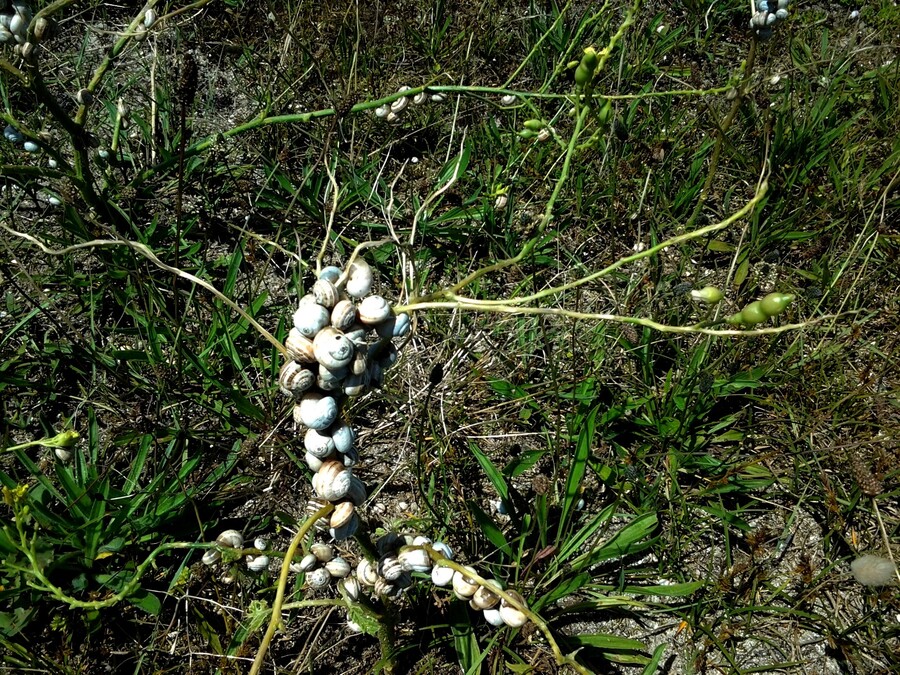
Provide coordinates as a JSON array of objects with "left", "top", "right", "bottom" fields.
[
  {"left": 0, "top": 1, "right": 34, "bottom": 45},
  {"left": 294, "top": 542, "right": 355, "bottom": 591},
  {"left": 751, "top": 0, "right": 789, "bottom": 40},
  {"left": 3, "top": 124, "right": 38, "bottom": 152},
  {"left": 351, "top": 533, "right": 528, "bottom": 628},
  {"left": 374, "top": 86, "right": 446, "bottom": 123},
  {"left": 280, "top": 256, "right": 410, "bottom": 541},
  {"left": 202, "top": 530, "right": 271, "bottom": 574}
]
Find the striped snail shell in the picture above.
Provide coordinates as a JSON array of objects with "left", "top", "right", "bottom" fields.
[
  {"left": 358, "top": 295, "right": 392, "bottom": 325},
  {"left": 285, "top": 328, "right": 317, "bottom": 363},
  {"left": 312, "top": 279, "right": 340, "bottom": 309},
  {"left": 331, "top": 299, "right": 358, "bottom": 331},
  {"left": 343, "top": 259, "right": 373, "bottom": 299},
  {"left": 279, "top": 361, "right": 315, "bottom": 397},
  {"left": 313, "top": 327, "right": 355, "bottom": 369}
]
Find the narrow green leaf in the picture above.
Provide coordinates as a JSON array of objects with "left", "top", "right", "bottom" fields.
[
  {"left": 469, "top": 501, "right": 511, "bottom": 557},
  {"left": 468, "top": 442, "right": 508, "bottom": 503},
  {"left": 557, "top": 406, "right": 597, "bottom": 542}
]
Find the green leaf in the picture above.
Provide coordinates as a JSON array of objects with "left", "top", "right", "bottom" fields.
[
  {"left": 503, "top": 450, "right": 544, "bottom": 478},
  {"left": 449, "top": 601, "right": 480, "bottom": 673},
  {"left": 642, "top": 644, "right": 667, "bottom": 675},
  {"left": 572, "top": 512, "right": 658, "bottom": 571},
  {"left": 127, "top": 588, "right": 161, "bottom": 616},
  {"left": 468, "top": 442, "right": 509, "bottom": 503},
  {"left": 557, "top": 406, "right": 597, "bottom": 542},
  {"left": 565, "top": 633, "right": 645, "bottom": 650},
  {"left": 468, "top": 500, "right": 511, "bottom": 557}
]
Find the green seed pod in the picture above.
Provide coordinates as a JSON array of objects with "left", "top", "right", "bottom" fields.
[
  {"left": 580, "top": 47, "right": 599, "bottom": 72},
  {"left": 691, "top": 286, "right": 724, "bottom": 304},
  {"left": 574, "top": 64, "right": 593, "bottom": 87},
  {"left": 737, "top": 301, "right": 768, "bottom": 325},
  {"left": 597, "top": 99, "right": 612, "bottom": 125},
  {"left": 566, "top": 60, "right": 579, "bottom": 69},
  {"left": 759, "top": 292, "right": 794, "bottom": 317},
  {"left": 518, "top": 129, "right": 537, "bottom": 140},
  {"left": 523, "top": 119, "right": 544, "bottom": 131}
]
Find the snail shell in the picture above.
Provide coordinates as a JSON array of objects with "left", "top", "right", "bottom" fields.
[
  {"left": 279, "top": 361, "right": 315, "bottom": 397},
  {"left": 390, "top": 97, "right": 409, "bottom": 114},
  {"left": 345, "top": 474, "right": 367, "bottom": 506},
  {"left": 254, "top": 538, "right": 268, "bottom": 550},
  {"left": 285, "top": 328, "right": 316, "bottom": 363},
  {"left": 357, "top": 558, "right": 378, "bottom": 586},
  {"left": 500, "top": 94, "right": 517, "bottom": 106},
  {"left": 344, "top": 259, "right": 373, "bottom": 299},
  {"left": 339, "top": 446, "right": 359, "bottom": 468},
  {"left": 398, "top": 548, "right": 432, "bottom": 573},
  {"left": 293, "top": 303, "right": 330, "bottom": 338},
  {"left": 498, "top": 590, "right": 528, "bottom": 627},
  {"left": 329, "top": 512, "right": 359, "bottom": 540},
  {"left": 374, "top": 104, "right": 390, "bottom": 118},
  {"left": 295, "top": 392, "right": 338, "bottom": 430},
  {"left": 412, "top": 92, "right": 427, "bottom": 105},
  {"left": 358, "top": 295, "right": 392, "bottom": 325},
  {"left": 325, "top": 556, "right": 352, "bottom": 578},
  {"left": 349, "top": 349, "right": 368, "bottom": 376},
  {"left": 216, "top": 529, "right": 243, "bottom": 549},
  {"left": 413, "top": 535, "right": 432, "bottom": 547},
  {"left": 304, "top": 451, "right": 328, "bottom": 472},
  {"left": 379, "top": 556, "right": 404, "bottom": 581},
  {"left": 343, "top": 323, "right": 369, "bottom": 347},
  {"left": 311, "top": 543, "right": 334, "bottom": 562},
  {"left": 306, "top": 497, "right": 331, "bottom": 530},
  {"left": 143, "top": 9, "right": 157, "bottom": 27},
  {"left": 329, "top": 422, "right": 355, "bottom": 454},
  {"left": 374, "top": 576, "right": 399, "bottom": 597},
  {"left": 312, "top": 279, "right": 340, "bottom": 309},
  {"left": 313, "top": 327, "right": 355, "bottom": 369},
  {"left": 338, "top": 576, "right": 361, "bottom": 601},
  {"left": 246, "top": 555, "right": 270, "bottom": 572},
  {"left": 452, "top": 566, "right": 479, "bottom": 598},
  {"left": 483, "top": 607, "right": 505, "bottom": 627},
  {"left": 298, "top": 552, "right": 319, "bottom": 571},
  {"left": 331, "top": 299, "right": 358, "bottom": 331},
  {"left": 470, "top": 579, "right": 502, "bottom": 610},
  {"left": 374, "top": 312, "right": 410, "bottom": 339},
  {"left": 431, "top": 565, "right": 454, "bottom": 587},
  {"left": 376, "top": 533, "right": 403, "bottom": 557},
  {"left": 202, "top": 549, "right": 221, "bottom": 565},
  {"left": 343, "top": 371, "right": 369, "bottom": 397},
  {"left": 312, "top": 460, "right": 353, "bottom": 501},
  {"left": 317, "top": 265, "right": 341, "bottom": 282},
  {"left": 431, "top": 541, "right": 452, "bottom": 560},
  {"left": 317, "top": 364, "right": 349, "bottom": 391},
  {"left": 329, "top": 501, "right": 355, "bottom": 529},
  {"left": 305, "top": 427, "right": 336, "bottom": 458},
  {"left": 306, "top": 567, "right": 331, "bottom": 589}
]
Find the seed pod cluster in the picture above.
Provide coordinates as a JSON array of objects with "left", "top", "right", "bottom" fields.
[
  {"left": 725, "top": 292, "right": 795, "bottom": 326},
  {"left": 0, "top": 2, "right": 32, "bottom": 46},
  {"left": 574, "top": 47, "right": 599, "bottom": 89},
  {"left": 750, "top": 0, "right": 789, "bottom": 40},
  {"left": 281, "top": 256, "right": 410, "bottom": 540}
]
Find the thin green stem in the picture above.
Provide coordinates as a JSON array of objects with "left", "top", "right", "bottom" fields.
[{"left": 249, "top": 504, "right": 334, "bottom": 675}]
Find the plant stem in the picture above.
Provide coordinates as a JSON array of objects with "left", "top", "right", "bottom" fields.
[{"left": 249, "top": 504, "right": 334, "bottom": 675}]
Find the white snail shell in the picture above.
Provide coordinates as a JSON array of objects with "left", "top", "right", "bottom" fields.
[
  {"left": 310, "top": 542, "right": 334, "bottom": 563},
  {"left": 293, "top": 303, "right": 330, "bottom": 338},
  {"left": 285, "top": 328, "right": 317, "bottom": 363},
  {"left": 307, "top": 567, "right": 331, "bottom": 589},
  {"left": 452, "top": 566, "right": 479, "bottom": 598},
  {"left": 398, "top": 548, "right": 432, "bottom": 573},
  {"left": 412, "top": 92, "right": 427, "bottom": 105},
  {"left": 319, "top": 265, "right": 342, "bottom": 282},
  {"left": 357, "top": 558, "right": 378, "bottom": 586},
  {"left": 390, "top": 97, "right": 409, "bottom": 114},
  {"left": 374, "top": 104, "right": 390, "bottom": 118},
  {"left": 202, "top": 549, "right": 221, "bottom": 565},
  {"left": 305, "top": 451, "right": 326, "bottom": 471},
  {"left": 279, "top": 361, "right": 315, "bottom": 397},
  {"left": 317, "top": 364, "right": 349, "bottom": 391},
  {"left": 431, "top": 565, "right": 454, "bottom": 587},
  {"left": 312, "top": 460, "right": 353, "bottom": 501},
  {"left": 295, "top": 392, "right": 338, "bottom": 430},
  {"left": 305, "top": 427, "right": 336, "bottom": 458},
  {"left": 358, "top": 295, "right": 392, "bottom": 325},
  {"left": 299, "top": 552, "right": 319, "bottom": 572},
  {"left": 338, "top": 576, "right": 361, "bottom": 601},
  {"left": 339, "top": 446, "right": 360, "bottom": 468},
  {"left": 500, "top": 94, "right": 517, "bottom": 106},
  {"left": 412, "top": 535, "right": 432, "bottom": 546},
  {"left": 216, "top": 529, "right": 243, "bottom": 549},
  {"left": 254, "top": 537, "right": 268, "bottom": 550},
  {"left": 246, "top": 555, "right": 270, "bottom": 572},
  {"left": 430, "top": 93, "right": 446, "bottom": 103},
  {"left": 431, "top": 541, "right": 453, "bottom": 560},
  {"left": 331, "top": 299, "right": 358, "bottom": 331},
  {"left": 349, "top": 349, "right": 369, "bottom": 376},
  {"left": 379, "top": 556, "right": 404, "bottom": 581},
  {"left": 344, "top": 259, "right": 373, "bottom": 299},
  {"left": 483, "top": 607, "right": 505, "bottom": 627},
  {"left": 312, "top": 279, "right": 340, "bottom": 309},
  {"left": 343, "top": 372, "right": 368, "bottom": 397},
  {"left": 343, "top": 323, "right": 369, "bottom": 346},
  {"left": 325, "top": 556, "right": 352, "bottom": 578},
  {"left": 329, "top": 422, "right": 355, "bottom": 453},
  {"left": 313, "top": 327, "right": 355, "bottom": 369},
  {"left": 498, "top": 590, "right": 528, "bottom": 627}
]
